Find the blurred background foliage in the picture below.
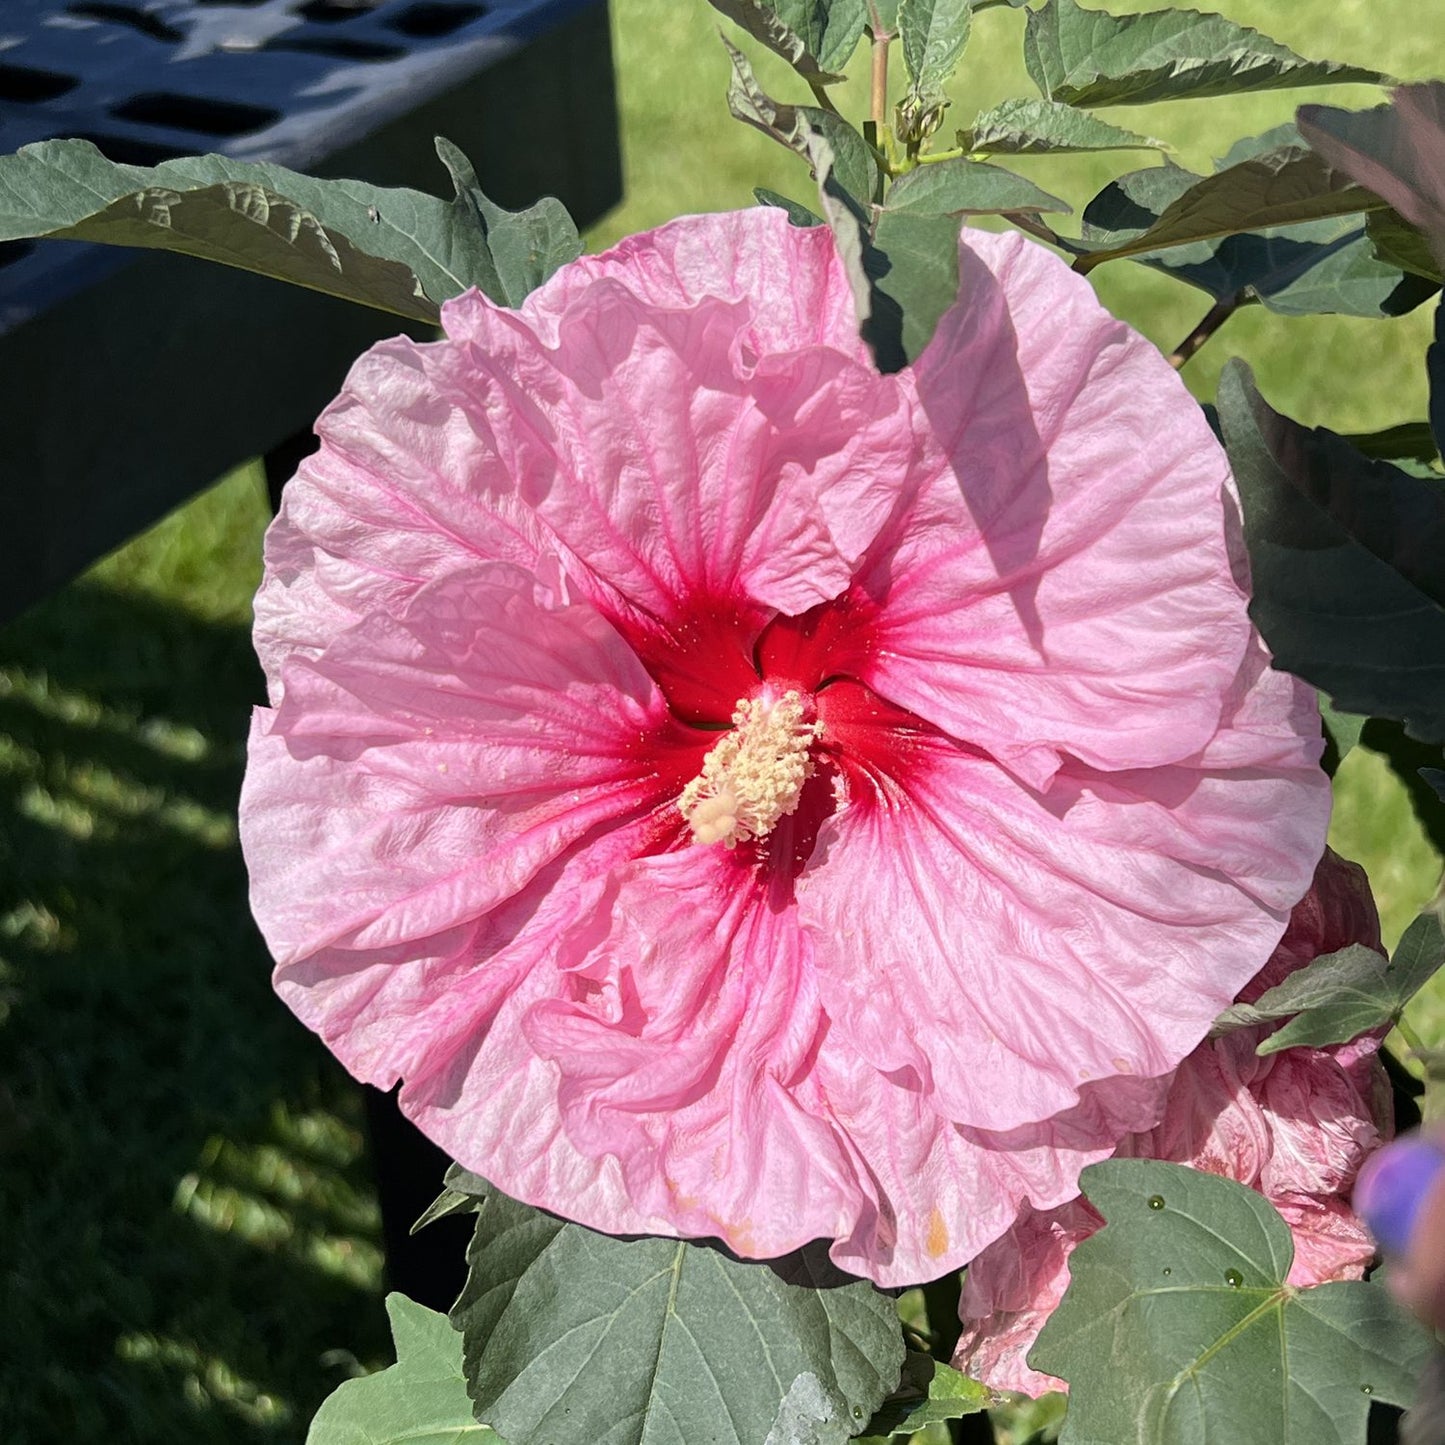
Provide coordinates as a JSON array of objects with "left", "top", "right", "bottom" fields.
[{"left": 0, "top": 0, "right": 1440, "bottom": 1440}]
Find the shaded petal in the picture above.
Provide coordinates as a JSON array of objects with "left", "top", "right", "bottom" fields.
[
  {"left": 840, "top": 229, "right": 1255, "bottom": 784},
  {"left": 241, "top": 562, "right": 695, "bottom": 964},
  {"left": 953, "top": 1201, "right": 1093, "bottom": 1397},
  {"left": 1255, "top": 1048, "right": 1386, "bottom": 1199},
  {"left": 1117, "top": 1033, "right": 1272, "bottom": 1187},
  {"left": 1275, "top": 1194, "right": 1376, "bottom": 1286},
  {"left": 1242, "top": 847, "right": 1382, "bottom": 1001}
]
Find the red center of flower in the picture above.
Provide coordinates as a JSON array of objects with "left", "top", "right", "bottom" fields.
[{"left": 630, "top": 590, "right": 938, "bottom": 892}]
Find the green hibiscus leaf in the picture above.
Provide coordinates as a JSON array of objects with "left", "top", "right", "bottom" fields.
[
  {"left": 869, "top": 209, "right": 964, "bottom": 366},
  {"left": 450, "top": 1190, "right": 904, "bottom": 1445},
  {"left": 433, "top": 139, "right": 582, "bottom": 308},
  {"left": 1070, "top": 144, "right": 1384, "bottom": 275},
  {"left": 1063, "top": 138, "right": 1428, "bottom": 316},
  {"left": 0, "top": 136, "right": 580, "bottom": 320},
  {"left": 899, "top": 0, "right": 973, "bottom": 103},
  {"left": 770, "top": 119, "right": 966, "bottom": 371},
  {"left": 1340, "top": 420, "right": 1440, "bottom": 465},
  {"left": 883, "top": 157, "right": 1069, "bottom": 217},
  {"left": 1217, "top": 358, "right": 1445, "bottom": 742},
  {"left": 962, "top": 98, "right": 1166, "bottom": 155},
  {"left": 1031, "top": 1160, "right": 1430, "bottom": 1445},
  {"left": 1318, "top": 694, "right": 1367, "bottom": 775},
  {"left": 856, "top": 1354, "right": 995, "bottom": 1441},
  {"left": 725, "top": 38, "right": 881, "bottom": 209},
  {"left": 307, "top": 1293, "right": 492, "bottom": 1445},
  {"left": 705, "top": 0, "right": 869, "bottom": 82},
  {"left": 1367, "top": 209, "right": 1445, "bottom": 285},
  {"left": 755, "top": 187, "right": 826, "bottom": 225},
  {"left": 1298, "top": 83, "right": 1445, "bottom": 271},
  {"left": 1024, "top": 0, "right": 1385, "bottom": 110},
  {"left": 1210, "top": 909, "right": 1445, "bottom": 1051}
]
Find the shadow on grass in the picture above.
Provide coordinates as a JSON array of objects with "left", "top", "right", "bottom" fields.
[{"left": 0, "top": 579, "right": 388, "bottom": 1444}]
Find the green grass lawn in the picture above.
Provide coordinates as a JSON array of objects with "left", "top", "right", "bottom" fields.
[{"left": 1, "top": 2, "right": 1441, "bottom": 1441}]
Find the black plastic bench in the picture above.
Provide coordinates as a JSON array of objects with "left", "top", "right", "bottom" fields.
[
  {"left": 0, "top": 0, "right": 622, "bottom": 622},
  {"left": 0, "top": 0, "right": 623, "bottom": 1310}
]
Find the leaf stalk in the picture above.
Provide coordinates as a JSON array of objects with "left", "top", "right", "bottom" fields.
[{"left": 1167, "top": 294, "right": 1242, "bottom": 370}]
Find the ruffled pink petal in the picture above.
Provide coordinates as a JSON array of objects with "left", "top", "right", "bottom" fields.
[
  {"left": 1255, "top": 1048, "right": 1385, "bottom": 1198},
  {"left": 256, "top": 210, "right": 910, "bottom": 708},
  {"left": 520, "top": 845, "right": 860, "bottom": 1258},
  {"left": 1276, "top": 1194, "right": 1377, "bottom": 1285},
  {"left": 435, "top": 291, "right": 912, "bottom": 662},
  {"left": 283, "top": 815, "right": 677, "bottom": 1232},
  {"left": 1243, "top": 847, "right": 1382, "bottom": 1000},
  {"left": 836, "top": 229, "right": 1257, "bottom": 786},
  {"left": 953, "top": 855, "right": 1390, "bottom": 1395},
  {"left": 241, "top": 561, "right": 695, "bottom": 964},
  {"left": 1117, "top": 1032, "right": 1272, "bottom": 1186},
  {"left": 954, "top": 1202, "right": 1093, "bottom": 1396},
  {"left": 815, "top": 1063, "right": 1167, "bottom": 1286},
  {"left": 460, "top": 208, "right": 869, "bottom": 366},
  {"left": 798, "top": 734, "right": 1309, "bottom": 1134}
]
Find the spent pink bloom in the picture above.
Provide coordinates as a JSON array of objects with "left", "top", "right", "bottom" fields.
[
  {"left": 954, "top": 849, "right": 1391, "bottom": 1395},
  {"left": 239, "top": 209, "right": 1331, "bottom": 1285}
]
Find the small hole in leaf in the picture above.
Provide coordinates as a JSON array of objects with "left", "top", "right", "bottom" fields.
[
  {"left": 1147, "top": 1195, "right": 1165, "bottom": 1211},
  {"left": 1361, "top": 1384, "right": 1374, "bottom": 1395},
  {"left": 1161, "top": 1267, "right": 1171, "bottom": 1276},
  {"left": 386, "top": 2, "right": 487, "bottom": 38},
  {"left": 0, "top": 63, "right": 81, "bottom": 103},
  {"left": 66, "top": 2, "right": 184, "bottom": 42},
  {"left": 1224, "top": 1269, "right": 1243, "bottom": 1288},
  {"left": 110, "top": 93, "right": 281, "bottom": 137}
]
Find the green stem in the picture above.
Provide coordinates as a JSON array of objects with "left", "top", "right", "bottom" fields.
[
  {"left": 1397, "top": 1013, "right": 1429, "bottom": 1058},
  {"left": 915, "top": 145, "right": 966, "bottom": 165},
  {"left": 806, "top": 78, "right": 842, "bottom": 116}
]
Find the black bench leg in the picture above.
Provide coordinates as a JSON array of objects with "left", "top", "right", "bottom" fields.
[
  {"left": 363, "top": 1085, "right": 473, "bottom": 1312},
  {"left": 262, "top": 429, "right": 317, "bottom": 514}
]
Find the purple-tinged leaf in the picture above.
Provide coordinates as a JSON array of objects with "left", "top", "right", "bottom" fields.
[
  {"left": 1298, "top": 84, "right": 1445, "bottom": 268},
  {"left": 1218, "top": 359, "right": 1445, "bottom": 744}
]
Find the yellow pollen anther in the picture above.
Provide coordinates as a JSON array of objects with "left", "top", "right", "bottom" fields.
[{"left": 679, "top": 690, "right": 821, "bottom": 848}]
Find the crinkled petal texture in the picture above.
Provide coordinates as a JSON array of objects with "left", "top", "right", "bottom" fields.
[
  {"left": 953, "top": 852, "right": 1391, "bottom": 1396},
  {"left": 240, "top": 207, "right": 1331, "bottom": 1287}
]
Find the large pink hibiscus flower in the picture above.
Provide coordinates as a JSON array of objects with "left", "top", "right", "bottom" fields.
[
  {"left": 239, "top": 208, "right": 1330, "bottom": 1285},
  {"left": 953, "top": 849, "right": 1391, "bottom": 1395}
]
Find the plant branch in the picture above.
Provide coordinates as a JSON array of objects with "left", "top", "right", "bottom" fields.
[
  {"left": 1167, "top": 294, "right": 1242, "bottom": 370},
  {"left": 871, "top": 32, "right": 890, "bottom": 133},
  {"left": 1397, "top": 1012, "right": 1429, "bottom": 1059},
  {"left": 1006, "top": 212, "right": 1064, "bottom": 247},
  {"left": 806, "top": 78, "right": 842, "bottom": 115}
]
